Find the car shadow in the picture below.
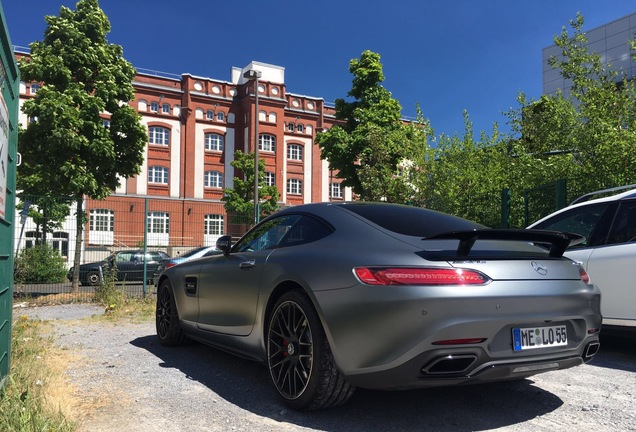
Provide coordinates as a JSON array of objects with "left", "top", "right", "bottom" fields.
[{"left": 131, "top": 335, "right": 562, "bottom": 431}]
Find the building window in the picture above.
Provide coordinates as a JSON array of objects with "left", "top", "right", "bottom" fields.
[
  {"left": 204, "top": 133, "right": 224, "bottom": 152},
  {"left": 204, "top": 171, "right": 223, "bottom": 188},
  {"left": 259, "top": 134, "right": 276, "bottom": 152},
  {"left": 204, "top": 214, "right": 224, "bottom": 246},
  {"left": 147, "top": 212, "right": 170, "bottom": 246},
  {"left": 148, "top": 166, "right": 169, "bottom": 184},
  {"left": 149, "top": 126, "right": 170, "bottom": 146},
  {"left": 287, "top": 178, "right": 302, "bottom": 195},
  {"left": 330, "top": 183, "right": 342, "bottom": 199},
  {"left": 287, "top": 123, "right": 295, "bottom": 132},
  {"left": 89, "top": 209, "right": 114, "bottom": 245},
  {"left": 150, "top": 102, "right": 159, "bottom": 112},
  {"left": 287, "top": 144, "right": 303, "bottom": 161},
  {"left": 162, "top": 103, "right": 170, "bottom": 114},
  {"left": 51, "top": 232, "right": 69, "bottom": 257},
  {"left": 265, "top": 171, "right": 275, "bottom": 187},
  {"left": 217, "top": 112, "right": 225, "bottom": 122},
  {"left": 102, "top": 119, "right": 111, "bottom": 128},
  {"left": 297, "top": 124, "right": 304, "bottom": 133},
  {"left": 206, "top": 110, "right": 215, "bottom": 120},
  {"left": 30, "top": 83, "right": 40, "bottom": 94}
]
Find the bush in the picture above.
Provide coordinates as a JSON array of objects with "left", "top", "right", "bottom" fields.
[{"left": 14, "top": 244, "right": 68, "bottom": 284}]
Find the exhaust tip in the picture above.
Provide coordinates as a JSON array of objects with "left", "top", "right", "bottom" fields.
[
  {"left": 422, "top": 354, "right": 477, "bottom": 375},
  {"left": 585, "top": 342, "right": 600, "bottom": 358}
]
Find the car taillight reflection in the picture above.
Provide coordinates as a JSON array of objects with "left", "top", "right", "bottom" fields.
[
  {"left": 579, "top": 268, "right": 591, "bottom": 285},
  {"left": 165, "top": 262, "right": 177, "bottom": 269},
  {"left": 354, "top": 267, "right": 490, "bottom": 286}
]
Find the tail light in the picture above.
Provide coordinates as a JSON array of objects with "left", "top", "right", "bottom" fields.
[
  {"left": 579, "top": 268, "right": 591, "bottom": 285},
  {"left": 354, "top": 267, "right": 490, "bottom": 286},
  {"left": 165, "top": 262, "right": 177, "bottom": 269}
]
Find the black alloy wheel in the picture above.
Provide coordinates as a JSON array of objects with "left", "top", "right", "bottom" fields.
[
  {"left": 267, "top": 290, "right": 354, "bottom": 410},
  {"left": 156, "top": 280, "right": 189, "bottom": 346}
]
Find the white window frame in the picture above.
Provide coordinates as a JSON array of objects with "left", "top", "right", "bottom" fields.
[
  {"left": 149, "top": 126, "right": 170, "bottom": 146},
  {"left": 259, "top": 134, "right": 276, "bottom": 152},
  {"left": 206, "top": 110, "right": 215, "bottom": 120},
  {"left": 265, "top": 171, "right": 275, "bottom": 187},
  {"left": 204, "top": 214, "right": 224, "bottom": 246},
  {"left": 148, "top": 166, "right": 169, "bottom": 185},
  {"left": 147, "top": 211, "right": 170, "bottom": 246},
  {"left": 330, "top": 183, "right": 343, "bottom": 199},
  {"left": 162, "top": 103, "right": 170, "bottom": 114},
  {"left": 287, "top": 144, "right": 303, "bottom": 161},
  {"left": 89, "top": 209, "right": 114, "bottom": 245},
  {"left": 287, "top": 178, "right": 302, "bottom": 195},
  {"left": 30, "top": 83, "right": 40, "bottom": 94},
  {"left": 205, "top": 133, "right": 224, "bottom": 152},
  {"left": 150, "top": 102, "right": 159, "bottom": 112},
  {"left": 204, "top": 171, "right": 223, "bottom": 188},
  {"left": 217, "top": 112, "right": 225, "bottom": 122}
]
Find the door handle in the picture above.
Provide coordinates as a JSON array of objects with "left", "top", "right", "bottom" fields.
[{"left": 239, "top": 260, "right": 256, "bottom": 269}]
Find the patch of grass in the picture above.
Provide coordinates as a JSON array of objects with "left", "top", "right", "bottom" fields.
[
  {"left": 93, "top": 296, "right": 156, "bottom": 324},
  {"left": 0, "top": 316, "right": 76, "bottom": 432}
]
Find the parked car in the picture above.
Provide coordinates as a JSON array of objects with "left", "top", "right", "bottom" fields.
[
  {"left": 529, "top": 185, "right": 636, "bottom": 328},
  {"left": 152, "top": 246, "right": 222, "bottom": 285},
  {"left": 69, "top": 250, "right": 169, "bottom": 286},
  {"left": 155, "top": 202, "right": 601, "bottom": 410}
]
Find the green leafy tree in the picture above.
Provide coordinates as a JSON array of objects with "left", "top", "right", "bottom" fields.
[
  {"left": 18, "top": 0, "right": 147, "bottom": 291},
  {"left": 509, "top": 13, "right": 636, "bottom": 203},
  {"left": 317, "top": 50, "right": 417, "bottom": 202},
  {"left": 222, "top": 151, "right": 280, "bottom": 223}
]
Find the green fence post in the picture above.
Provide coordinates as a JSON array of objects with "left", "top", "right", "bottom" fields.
[
  {"left": 500, "top": 188, "right": 511, "bottom": 228},
  {"left": 0, "top": 3, "right": 19, "bottom": 390}
]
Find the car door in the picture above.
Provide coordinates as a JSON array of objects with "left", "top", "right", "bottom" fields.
[
  {"left": 114, "top": 251, "right": 139, "bottom": 282},
  {"left": 196, "top": 215, "right": 303, "bottom": 336},
  {"left": 581, "top": 200, "right": 636, "bottom": 323}
]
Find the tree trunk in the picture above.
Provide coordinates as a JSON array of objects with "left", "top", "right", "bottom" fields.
[{"left": 71, "top": 196, "right": 84, "bottom": 293}]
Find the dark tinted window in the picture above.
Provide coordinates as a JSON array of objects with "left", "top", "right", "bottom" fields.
[
  {"left": 607, "top": 200, "right": 636, "bottom": 245},
  {"left": 532, "top": 202, "right": 613, "bottom": 248},
  {"left": 234, "top": 215, "right": 332, "bottom": 252},
  {"left": 338, "top": 203, "right": 483, "bottom": 237}
]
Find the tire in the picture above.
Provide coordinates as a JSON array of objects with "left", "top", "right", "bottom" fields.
[
  {"left": 267, "top": 290, "right": 355, "bottom": 410},
  {"left": 156, "top": 280, "right": 190, "bottom": 346},
  {"left": 86, "top": 271, "right": 101, "bottom": 286}
]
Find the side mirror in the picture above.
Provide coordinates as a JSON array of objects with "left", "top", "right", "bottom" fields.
[{"left": 216, "top": 235, "right": 232, "bottom": 256}]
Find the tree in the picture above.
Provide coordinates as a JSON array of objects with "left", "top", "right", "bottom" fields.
[
  {"left": 316, "top": 50, "right": 417, "bottom": 202},
  {"left": 509, "top": 13, "right": 636, "bottom": 202},
  {"left": 18, "top": 0, "right": 147, "bottom": 291},
  {"left": 222, "top": 151, "right": 280, "bottom": 223}
]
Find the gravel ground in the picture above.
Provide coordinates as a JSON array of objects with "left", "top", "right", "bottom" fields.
[{"left": 14, "top": 304, "right": 636, "bottom": 432}]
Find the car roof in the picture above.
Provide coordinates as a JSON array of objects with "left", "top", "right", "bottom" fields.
[
  {"left": 569, "top": 185, "right": 636, "bottom": 205},
  {"left": 528, "top": 187, "right": 636, "bottom": 228}
]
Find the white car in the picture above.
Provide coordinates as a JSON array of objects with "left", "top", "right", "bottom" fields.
[{"left": 529, "top": 186, "right": 636, "bottom": 328}]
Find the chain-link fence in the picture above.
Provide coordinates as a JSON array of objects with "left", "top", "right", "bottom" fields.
[{"left": 12, "top": 195, "right": 254, "bottom": 301}]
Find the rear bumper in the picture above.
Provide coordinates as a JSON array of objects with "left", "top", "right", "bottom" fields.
[{"left": 345, "top": 339, "right": 600, "bottom": 390}]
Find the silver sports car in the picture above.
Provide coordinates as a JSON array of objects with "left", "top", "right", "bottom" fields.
[{"left": 155, "top": 202, "right": 601, "bottom": 410}]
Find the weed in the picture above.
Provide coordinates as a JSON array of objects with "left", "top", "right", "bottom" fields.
[{"left": 0, "top": 316, "right": 75, "bottom": 431}]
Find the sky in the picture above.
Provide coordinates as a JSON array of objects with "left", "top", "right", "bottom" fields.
[{"left": 2, "top": 1, "right": 636, "bottom": 137}]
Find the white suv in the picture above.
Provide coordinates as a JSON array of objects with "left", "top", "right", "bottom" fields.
[{"left": 529, "top": 186, "right": 636, "bottom": 328}]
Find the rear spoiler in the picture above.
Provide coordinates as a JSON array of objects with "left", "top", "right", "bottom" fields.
[{"left": 424, "top": 229, "right": 584, "bottom": 258}]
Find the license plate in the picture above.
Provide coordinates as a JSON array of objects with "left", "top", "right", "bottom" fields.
[{"left": 512, "top": 325, "right": 567, "bottom": 351}]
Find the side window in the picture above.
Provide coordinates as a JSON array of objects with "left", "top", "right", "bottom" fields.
[
  {"left": 278, "top": 215, "right": 333, "bottom": 247},
  {"left": 532, "top": 202, "right": 613, "bottom": 248},
  {"left": 606, "top": 201, "right": 636, "bottom": 245},
  {"left": 234, "top": 215, "right": 301, "bottom": 252},
  {"left": 233, "top": 215, "right": 332, "bottom": 252}
]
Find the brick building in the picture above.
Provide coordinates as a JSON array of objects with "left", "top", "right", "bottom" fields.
[{"left": 16, "top": 55, "right": 352, "bottom": 260}]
